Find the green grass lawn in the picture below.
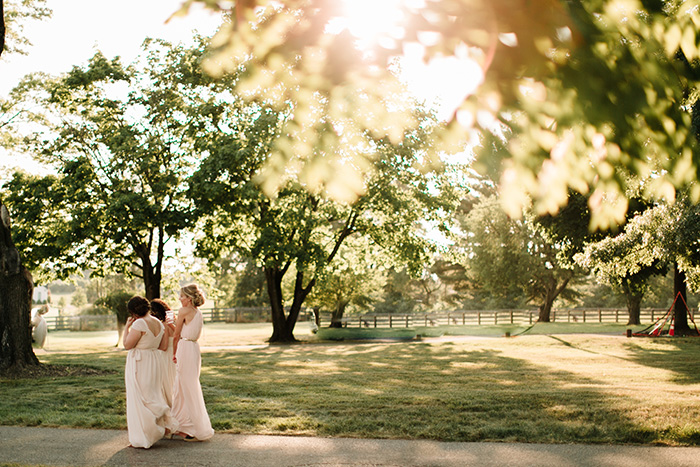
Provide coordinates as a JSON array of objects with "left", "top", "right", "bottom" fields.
[{"left": 4, "top": 321, "right": 700, "bottom": 445}]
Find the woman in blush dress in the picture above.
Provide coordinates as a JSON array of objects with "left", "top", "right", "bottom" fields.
[
  {"left": 171, "top": 284, "right": 214, "bottom": 442},
  {"left": 150, "top": 298, "right": 176, "bottom": 408},
  {"left": 31, "top": 305, "right": 49, "bottom": 349},
  {"left": 124, "top": 296, "right": 179, "bottom": 448}
]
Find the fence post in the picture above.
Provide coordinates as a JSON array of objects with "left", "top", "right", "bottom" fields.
[
  {"left": 406, "top": 315, "right": 409, "bottom": 328},
  {"left": 477, "top": 311, "right": 481, "bottom": 325},
  {"left": 510, "top": 310, "right": 513, "bottom": 324},
  {"left": 615, "top": 309, "right": 619, "bottom": 323},
  {"left": 389, "top": 314, "right": 393, "bottom": 328},
  {"left": 495, "top": 312, "right": 498, "bottom": 325}
]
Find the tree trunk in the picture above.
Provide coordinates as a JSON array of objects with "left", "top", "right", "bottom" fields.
[
  {"left": 265, "top": 266, "right": 316, "bottom": 343},
  {"left": 142, "top": 266, "right": 161, "bottom": 300},
  {"left": 329, "top": 300, "right": 349, "bottom": 328},
  {"left": 0, "top": 0, "right": 5, "bottom": 58},
  {"left": 537, "top": 301, "right": 552, "bottom": 322},
  {"left": 625, "top": 292, "right": 642, "bottom": 326},
  {"left": 0, "top": 201, "right": 40, "bottom": 372},
  {"left": 265, "top": 266, "right": 295, "bottom": 343},
  {"left": 672, "top": 263, "right": 695, "bottom": 335},
  {"left": 536, "top": 274, "right": 572, "bottom": 322},
  {"left": 116, "top": 321, "right": 125, "bottom": 347},
  {"left": 137, "top": 248, "right": 160, "bottom": 300}
]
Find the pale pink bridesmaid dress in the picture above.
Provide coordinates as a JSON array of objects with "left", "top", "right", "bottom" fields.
[
  {"left": 172, "top": 309, "right": 214, "bottom": 440},
  {"left": 125, "top": 319, "right": 179, "bottom": 448}
]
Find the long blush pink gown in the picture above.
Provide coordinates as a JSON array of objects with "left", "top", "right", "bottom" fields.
[
  {"left": 161, "top": 333, "right": 176, "bottom": 407},
  {"left": 125, "top": 319, "right": 179, "bottom": 448},
  {"left": 172, "top": 309, "right": 214, "bottom": 440}
]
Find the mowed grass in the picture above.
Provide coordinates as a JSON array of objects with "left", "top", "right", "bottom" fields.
[{"left": 3, "top": 321, "right": 700, "bottom": 445}]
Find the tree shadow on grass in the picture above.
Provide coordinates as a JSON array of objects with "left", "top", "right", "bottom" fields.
[
  {"left": 200, "top": 341, "right": 659, "bottom": 444},
  {"left": 622, "top": 337, "right": 700, "bottom": 385}
]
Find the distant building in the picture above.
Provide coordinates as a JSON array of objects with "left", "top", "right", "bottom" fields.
[{"left": 33, "top": 286, "right": 50, "bottom": 303}]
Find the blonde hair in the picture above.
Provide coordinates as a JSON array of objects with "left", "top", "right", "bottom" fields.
[{"left": 180, "top": 283, "right": 205, "bottom": 307}]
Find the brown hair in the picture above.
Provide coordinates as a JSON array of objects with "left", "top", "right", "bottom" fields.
[
  {"left": 150, "top": 298, "right": 171, "bottom": 322},
  {"left": 127, "top": 296, "right": 151, "bottom": 317},
  {"left": 180, "top": 284, "right": 205, "bottom": 307}
]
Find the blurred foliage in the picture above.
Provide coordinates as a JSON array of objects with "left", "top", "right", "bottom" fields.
[{"left": 181, "top": 0, "right": 700, "bottom": 229}]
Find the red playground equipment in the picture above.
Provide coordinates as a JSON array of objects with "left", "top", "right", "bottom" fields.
[{"left": 632, "top": 292, "right": 700, "bottom": 337}]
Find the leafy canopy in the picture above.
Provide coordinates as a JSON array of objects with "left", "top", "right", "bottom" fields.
[{"left": 179, "top": 0, "right": 700, "bottom": 228}]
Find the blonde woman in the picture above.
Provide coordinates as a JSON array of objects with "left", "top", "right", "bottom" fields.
[{"left": 171, "top": 284, "right": 214, "bottom": 441}]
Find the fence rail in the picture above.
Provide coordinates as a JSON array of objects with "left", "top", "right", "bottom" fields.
[
  {"left": 42, "top": 307, "right": 678, "bottom": 332},
  {"left": 43, "top": 307, "right": 284, "bottom": 332},
  {"left": 339, "top": 308, "right": 675, "bottom": 328}
]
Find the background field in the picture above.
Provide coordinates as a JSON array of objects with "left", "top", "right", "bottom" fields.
[{"left": 4, "top": 322, "right": 700, "bottom": 445}]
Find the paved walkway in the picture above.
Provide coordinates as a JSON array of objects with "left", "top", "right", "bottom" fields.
[{"left": 3, "top": 427, "right": 700, "bottom": 467}]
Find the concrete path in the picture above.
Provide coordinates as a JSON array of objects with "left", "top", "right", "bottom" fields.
[{"left": 2, "top": 426, "right": 700, "bottom": 467}]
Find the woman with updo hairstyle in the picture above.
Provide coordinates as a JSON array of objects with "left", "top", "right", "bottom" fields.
[
  {"left": 171, "top": 284, "right": 214, "bottom": 441},
  {"left": 151, "top": 298, "right": 176, "bottom": 408},
  {"left": 123, "top": 296, "right": 179, "bottom": 448}
]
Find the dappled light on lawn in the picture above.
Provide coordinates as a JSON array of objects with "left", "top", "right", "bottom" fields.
[{"left": 8, "top": 327, "right": 700, "bottom": 443}]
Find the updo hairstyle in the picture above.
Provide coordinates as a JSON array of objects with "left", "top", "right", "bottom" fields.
[
  {"left": 127, "top": 296, "right": 151, "bottom": 317},
  {"left": 150, "top": 298, "right": 171, "bottom": 322},
  {"left": 180, "top": 284, "right": 205, "bottom": 307}
]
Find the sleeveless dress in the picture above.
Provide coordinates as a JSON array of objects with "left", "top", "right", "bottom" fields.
[
  {"left": 172, "top": 309, "right": 214, "bottom": 440},
  {"left": 31, "top": 310, "right": 48, "bottom": 348},
  {"left": 125, "top": 319, "right": 179, "bottom": 448},
  {"left": 161, "top": 334, "right": 176, "bottom": 407}
]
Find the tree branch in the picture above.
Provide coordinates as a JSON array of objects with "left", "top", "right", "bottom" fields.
[{"left": 0, "top": 0, "right": 5, "bottom": 59}]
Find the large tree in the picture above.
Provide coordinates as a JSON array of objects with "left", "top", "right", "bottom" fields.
[
  {"left": 0, "top": 198, "right": 38, "bottom": 371},
  {"left": 191, "top": 99, "right": 462, "bottom": 342},
  {"left": 2, "top": 39, "right": 226, "bottom": 298},
  {"left": 577, "top": 198, "right": 700, "bottom": 332},
  {"left": 459, "top": 195, "right": 578, "bottom": 322},
  {"left": 575, "top": 225, "right": 668, "bottom": 326},
  {"left": 305, "top": 236, "right": 386, "bottom": 327},
  {"left": 538, "top": 191, "right": 663, "bottom": 325},
  {"left": 0, "top": 0, "right": 50, "bottom": 373}
]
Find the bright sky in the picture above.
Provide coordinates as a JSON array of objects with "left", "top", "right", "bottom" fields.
[
  {"left": 0, "top": 0, "right": 222, "bottom": 174},
  {"left": 0, "top": 0, "right": 222, "bottom": 96}
]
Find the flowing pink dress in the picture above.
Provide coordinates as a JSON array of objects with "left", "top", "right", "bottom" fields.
[
  {"left": 172, "top": 309, "right": 214, "bottom": 440},
  {"left": 160, "top": 334, "right": 176, "bottom": 407},
  {"left": 125, "top": 319, "right": 179, "bottom": 448}
]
